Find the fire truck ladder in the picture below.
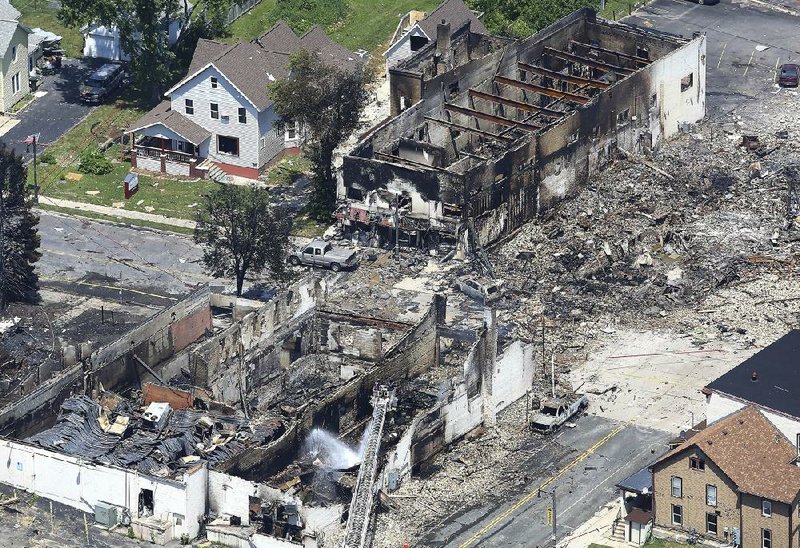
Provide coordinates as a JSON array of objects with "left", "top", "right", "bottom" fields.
[{"left": 342, "top": 389, "right": 392, "bottom": 548}]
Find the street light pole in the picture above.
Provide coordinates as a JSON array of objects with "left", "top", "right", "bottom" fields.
[
  {"left": 539, "top": 487, "right": 557, "bottom": 546},
  {"left": 32, "top": 134, "right": 38, "bottom": 203}
]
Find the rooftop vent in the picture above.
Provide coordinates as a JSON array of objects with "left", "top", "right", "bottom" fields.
[{"left": 751, "top": 371, "right": 758, "bottom": 381}]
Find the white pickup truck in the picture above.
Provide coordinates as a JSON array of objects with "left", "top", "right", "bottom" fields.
[
  {"left": 288, "top": 239, "right": 359, "bottom": 272},
  {"left": 530, "top": 394, "right": 588, "bottom": 433}
]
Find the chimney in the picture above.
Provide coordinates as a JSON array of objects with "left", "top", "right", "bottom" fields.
[
  {"left": 436, "top": 19, "right": 451, "bottom": 59},
  {"left": 751, "top": 371, "right": 758, "bottom": 382}
]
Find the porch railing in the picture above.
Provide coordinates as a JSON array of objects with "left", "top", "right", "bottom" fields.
[{"left": 134, "top": 145, "right": 196, "bottom": 163}]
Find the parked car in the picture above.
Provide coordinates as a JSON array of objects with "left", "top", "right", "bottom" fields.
[
  {"left": 530, "top": 394, "right": 588, "bottom": 433},
  {"left": 456, "top": 275, "right": 504, "bottom": 304},
  {"left": 80, "top": 63, "right": 124, "bottom": 103},
  {"left": 288, "top": 239, "right": 359, "bottom": 272},
  {"left": 778, "top": 63, "right": 799, "bottom": 87}
]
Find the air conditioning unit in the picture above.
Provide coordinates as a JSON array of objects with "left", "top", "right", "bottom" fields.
[
  {"left": 221, "top": 114, "right": 230, "bottom": 122},
  {"left": 95, "top": 502, "right": 119, "bottom": 527}
]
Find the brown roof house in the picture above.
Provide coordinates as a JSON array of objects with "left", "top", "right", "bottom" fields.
[
  {"left": 652, "top": 406, "right": 800, "bottom": 547},
  {"left": 129, "top": 22, "right": 363, "bottom": 182}
]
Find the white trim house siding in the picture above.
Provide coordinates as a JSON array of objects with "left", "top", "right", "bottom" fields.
[
  {"left": 2, "top": 26, "right": 28, "bottom": 112},
  {"left": 385, "top": 24, "right": 429, "bottom": 69},
  {"left": 170, "top": 66, "right": 261, "bottom": 169},
  {"left": 257, "top": 106, "right": 284, "bottom": 168}
]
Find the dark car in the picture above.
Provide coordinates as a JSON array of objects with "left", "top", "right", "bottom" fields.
[
  {"left": 779, "top": 64, "right": 799, "bottom": 87},
  {"left": 80, "top": 63, "right": 124, "bottom": 103}
]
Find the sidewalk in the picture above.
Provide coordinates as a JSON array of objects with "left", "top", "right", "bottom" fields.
[{"left": 38, "top": 196, "right": 196, "bottom": 229}]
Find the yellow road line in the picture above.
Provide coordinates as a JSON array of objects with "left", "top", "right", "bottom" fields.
[
  {"left": 458, "top": 422, "right": 627, "bottom": 548},
  {"left": 42, "top": 278, "right": 177, "bottom": 301}
]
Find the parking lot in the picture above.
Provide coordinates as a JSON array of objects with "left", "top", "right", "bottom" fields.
[{"left": 0, "top": 58, "right": 104, "bottom": 160}]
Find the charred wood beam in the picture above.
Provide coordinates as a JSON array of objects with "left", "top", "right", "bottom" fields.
[
  {"left": 423, "top": 116, "right": 515, "bottom": 143},
  {"left": 374, "top": 151, "right": 451, "bottom": 173},
  {"left": 542, "top": 47, "right": 635, "bottom": 75},
  {"left": 517, "top": 62, "right": 610, "bottom": 89},
  {"left": 444, "top": 103, "right": 544, "bottom": 131},
  {"left": 570, "top": 41, "right": 650, "bottom": 66},
  {"left": 468, "top": 89, "right": 565, "bottom": 118},
  {"left": 494, "top": 75, "right": 590, "bottom": 105}
]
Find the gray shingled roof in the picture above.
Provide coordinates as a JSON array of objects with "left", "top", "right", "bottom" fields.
[
  {"left": 0, "top": 19, "right": 28, "bottom": 59},
  {"left": 130, "top": 101, "right": 211, "bottom": 145},
  {"left": 176, "top": 23, "right": 362, "bottom": 111},
  {"left": 0, "top": 0, "right": 21, "bottom": 22},
  {"left": 418, "top": 0, "right": 487, "bottom": 38}
]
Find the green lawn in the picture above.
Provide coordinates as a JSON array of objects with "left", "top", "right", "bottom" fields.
[
  {"left": 227, "top": 0, "right": 442, "bottom": 54},
  {"left": 11, "top": 0, "right": 84, "bottom": 58}
]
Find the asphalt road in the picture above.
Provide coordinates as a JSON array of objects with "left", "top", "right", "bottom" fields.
[
  {"left": 423, "top": 416, "right": 668, "bottom": 547},
  {"left": 626, "top": 0, "right": 800, "bottom": 124},
  {"left": 36, "top": 210, "right": 214, "bottom": 305},
  {"left": 1, "top": 58, "right": 102, "bottom": 160}
]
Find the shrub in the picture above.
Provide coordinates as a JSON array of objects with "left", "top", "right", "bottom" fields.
[
  {"left": 37, "top": 151, "right": 56, "bottom": 165},
  {"left": 78, "top": 148, "right": 113, "bottom": 175}
]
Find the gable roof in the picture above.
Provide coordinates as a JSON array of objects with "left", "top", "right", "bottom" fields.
[
  {"left": 130, "top": 101, "right": 211, "bottom": 145},
  {"left": 654, "top": 406, "right": 800, "bottom": 504},
  {"left": 0, "top": 0, "right": 20, "bottom": 22},
  {"left": 171, "top": 24, "right": 361, "bottom": 112},
  {"left": 0, "top": 19, "right": 29, "bottom": 58},
  {"left": 705, "top": 330, "right": 800, "bottom": 419},
  {"left": 418, "top": 0, "right": 487, "bottom": 39}
]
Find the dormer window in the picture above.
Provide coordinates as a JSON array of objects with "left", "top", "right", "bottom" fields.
[
  {"left": 690, "top": 457, "right": 705, "bottom": 471},
  {"left": 210, "top": 77, "right": 218, "bottom": 89}
]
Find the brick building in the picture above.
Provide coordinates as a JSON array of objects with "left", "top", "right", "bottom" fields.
[{"left": 652, "top": 406, "right": 800, "bottom": 547}]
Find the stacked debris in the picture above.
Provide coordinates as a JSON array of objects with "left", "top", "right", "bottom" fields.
[{"left": 28, "top": 394, "right": 285, "bottom": 477}]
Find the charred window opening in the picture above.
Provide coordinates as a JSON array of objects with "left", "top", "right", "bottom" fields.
[
  {"left": 617, "top": 108, "right": 630, "bottom": 127},
  {"left": 397, "top": 193, "right": 412, "bottom": 208},
  {"left": 650, "top": 93, "right": 658, "bottom": 109},
  {"left": 346, "top": 187, "right": 364, "bottom": 201},
  {"left": 138, "top": 488, "right": 154, "bottom": 517},
  {"left": 681, "top": 73, "right": 694, "bottom": 92},
  {"left": 399, "top": 96, "right": 411, "bottom": 112},
  {"left": 443, "top": 203, "right": 462, "bottom": 218},
  {"left": 519, "top": 69, "right": 527, "bottom": 82},
  {"left": 410, "top": 35, "right": 428, "bottom": 52},
  {"left": 637, "top": 46, "right": 650, "bottom": 60},
  {"left": 418, "top": 127, "right": 426, "bottom": 141},
  {"left": 448, "top": 81, "right": 460, "bottom": 99}
]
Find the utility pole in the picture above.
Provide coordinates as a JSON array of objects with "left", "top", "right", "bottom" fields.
[{"left": 539, "top": 487, "right": 557, "bottom": 546}]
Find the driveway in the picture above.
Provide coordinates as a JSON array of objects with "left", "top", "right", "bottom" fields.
[{"left": 0, "top": 58, "right": 105, "bottom": 160}]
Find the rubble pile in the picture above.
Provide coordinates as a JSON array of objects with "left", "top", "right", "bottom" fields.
[{"left": 494, "top": 119, "right": 800, "bottom": 347}]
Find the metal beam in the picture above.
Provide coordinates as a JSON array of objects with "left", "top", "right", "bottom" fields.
[
  {"left": 494, "top": 75, "right": 591, "bottom": 105},
  {"left": 374, "top": 151, "right": 450, "bottom": 173},
  {"left": 542, "top": 47, "right": 635, "bottom": 75},
  {"left": 517, "top": 62, "right": 610, "bottom": 90},
  {"left": 423, "top": 116, "right": 515, "bottom": 143},
  {"left": 444, "top": 103, "right": 544, "bottom": 131},
  {"left": 468, "top": 89, "right": 565, "bottom": 118},
  {"left": 571, "top": 41, "right": 650, "bottom": 66}
]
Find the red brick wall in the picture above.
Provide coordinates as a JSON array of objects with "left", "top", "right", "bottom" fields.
[{"left": 170, "top": 306, "right": 212, "bottom": 353}]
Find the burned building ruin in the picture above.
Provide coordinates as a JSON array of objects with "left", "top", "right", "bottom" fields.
[{"left": 338, "top": 8, "right": 706, "bottom": 249}]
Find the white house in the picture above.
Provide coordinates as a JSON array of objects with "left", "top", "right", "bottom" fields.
[
  {"left": 82, "top": 3, "right": 192, "bottom": 62},
  {"left": 129, "top": 22, "right": 362, "bottom": 181},
  {"left": 0, "top": 0, "right": 31, "bottom": 112},
  {"left": 703, "top": 330, "right": 800, "bottom": 452},
  {"left": 384, "top": 0, "right": 486, "bottom": 70}
]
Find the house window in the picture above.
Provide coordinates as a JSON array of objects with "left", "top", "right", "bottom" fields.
[
  {"left": 681, "top": 73, "right": 694, "bottom": 92},
  {"left": 409, "top": 35, "right": 427, "bottom": 52},
  {"left": 11, "top": 73, "right": 20, "bottom": 95},
  {"left": 636, "top": 46, "right": 649, "bottom": 60},
  {"left": 690, "top": 457, "right": 705, "bottom": 471},
  {"left": 448, "top": 81, "right": 459, "bottom": 99},
  {"left": 217, "top": 135, "right": 239, "bottom": 156},
  {"left": 706, "top": 484, "right": 717, "bottom": 506},
  {"left": 706, "top": 512, "right": 718, "bottom": 535},
  {"left": 796, "top": 433, "right": 800, "bottom": 456},
  {"left": 260, "top": 136, "right": 266, "bottom": 149},
  {"left": 238, "top": 107, "right": 247, "bottom": 124},
  {"left": 519, "top": 69, "right": 527, "bottom": 82},
  {"left": 11, "top": 45, "right": 16, "bottom": 61},
  {"left": 762, "top": 528, "right": 772, "bottom": 548},
  {"left": 185, "top": 99, "right": 194, "bottom": 115},
  {"left": 285, "top": 122, "right": 298, "bottom": 141},
  {"left": 671, "top": 476, "right": 682, "bottom": 498},
  {"left": 762, "top": 500, "right": 772, "bottom": 517},
  {"left": 210, "top": 76, "right": 218, "bottom": 88},
  {"left": 210, "top": 103, "right": 219, "bottom": 119},
  {"left": 671, "top": 504, "right": 683, "bottom": 526}
]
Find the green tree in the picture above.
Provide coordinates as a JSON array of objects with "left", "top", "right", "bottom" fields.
[
  {"left": 269, "top": 50, "right": 373, "bottom": 221},
  {"left": 467, "top": 0, "right": 599, "bottom": 38},
  {"left": 59, "top": 0, "right": 184, "bottom": 99},
  {"left": 194, "top": 184, "right": 291, "bottom": 296},
  {"left": 0, "top": 146, "right": 40, "bottom": 309}
]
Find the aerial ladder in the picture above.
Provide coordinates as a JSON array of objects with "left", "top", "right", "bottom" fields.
[{"left": 342, "top": 385, "right": 395, "bottom": 548}]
